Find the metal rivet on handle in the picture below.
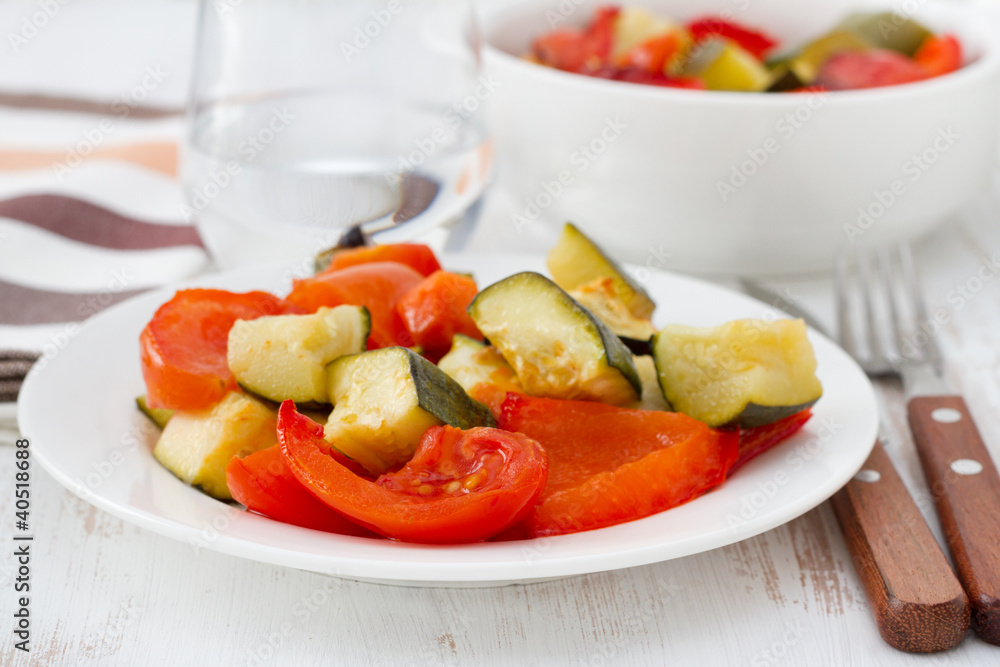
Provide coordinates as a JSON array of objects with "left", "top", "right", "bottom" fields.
[
  {"left": 951, "top": 459, "right": 983, "bottom": 476},
  {"left": 854, "top": 469, "right": 881, "bottom": 483},
  {"left": 931, "top": 408, "right": 962, "bottom": 423}
]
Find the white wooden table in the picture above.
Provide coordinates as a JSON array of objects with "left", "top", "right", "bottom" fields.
[{"left": 5, "top": 173, "right": 1000, "bottom": 666}]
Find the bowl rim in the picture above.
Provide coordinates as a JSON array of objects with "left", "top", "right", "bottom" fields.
[{"left": 481, "top": 0, "right": 1000, "bottom": 106}]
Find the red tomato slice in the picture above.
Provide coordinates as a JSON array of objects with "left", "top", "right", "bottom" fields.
[
  {"left": 140, "top": 289, "right": 302, "bottom": 410},
  {"left": 816, "top": 49, "right": 928, "bottom": 90},
  {"left": 321, "top": 243, "right": 442, "bottom": 278},
  {"left": 286, "top": 262, "right": 423, "bottom": 348},
  {"left": 226, "top": 446, "right": 375, "bottom": 536},
  {"left": 688, "top": 16, "right": 778, "bottom": 59},
  {"left": 396, "top": 271, "right": 482, "bottom": 361},
  {"left": 277, "top": 402, "right": 549, "bottom": 543},
  {"left": 534, "top": 6, "right": 619, "bottom": 72},
  {"left": 732, "top": 410, "right": 812, "bottom": 473},
  {"left": 496, "top": 392, "right": 738, "bottom": 537},
  {"left": 914, "top": 34, "right": 962, "bottom": 77}
]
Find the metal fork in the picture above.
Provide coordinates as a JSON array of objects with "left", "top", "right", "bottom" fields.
[{"left": 834, "top": 244, "right": 1000, "bottom": 648}]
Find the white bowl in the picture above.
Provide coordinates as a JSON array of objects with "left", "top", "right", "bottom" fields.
[{"left": 482, "top": 0, "right": 1000, "bottom": 275}]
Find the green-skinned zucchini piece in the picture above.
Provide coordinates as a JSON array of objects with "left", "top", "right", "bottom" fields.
[
  {"left": 547, "top": 222, "right": 655, "bottom": 319},
  {"left": 227, "top": 306, "right": 370, "bottom": 404},
  {"left": 468, "top": 272, "right": 642, "bottom": 406},
  {"left": 154, "top": 391, "right": 278, "bottom": 500},
  {"left": 437, "top": 334, "right": 522, "bottom": 395},
  {"left": 838, "top": 12, "right": 932, "bottom": 57},
  {"left": 324, "top": 347, "right": 495, "bottom": 474},
  {"left": 652, "top": 319, "right": 822, "bottom": 428},
  {"left": 568, "top": 277, "right": 656, "bottom": 341},
  {"left": 136, "top": 395, "right": 173, "bottom": 429}
]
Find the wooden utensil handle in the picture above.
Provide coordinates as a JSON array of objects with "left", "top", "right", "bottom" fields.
[
  {"left": 830, "top": 441, "right": 969, "bottom": 652},
  {"left": 908, "top": 395, "right": 1000, "bottom": 646}
]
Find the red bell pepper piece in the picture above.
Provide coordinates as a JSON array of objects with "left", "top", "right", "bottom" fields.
[
  {"left": 226, "top": 446, "right": 375, "bottom": 536},
  {"left": 496, "top": 392, "right": 739, "bottom": 537},
  {"left": 286, "top": 261, "right": 423, "bottom": 349},
  {"left": 277, "top": 402, "right": 549, "bottom": 543},
  {"left": 914, "top": 34, "right": 962, "bottom": 77},
  {"left": 688, "top": 16, "right": 778, "bottom": 59},
  {"left": 396, "top": 271, "right": 483, "bottom": 361},
  {"left": 732, "top": 410, "right": 812, "bottom": 473},
  {"left": 320, "top": 243, "right": 441, "bottom": 278}
]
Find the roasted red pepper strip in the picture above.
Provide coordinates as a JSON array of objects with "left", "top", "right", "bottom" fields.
[
  {"left": 277, "top": 402, "right": 549, "bottom": 543},
  {"left": 914, "top": 34, "right": 962, "bottom": 77},
  {"left": 286, "top": 261, "right": 423, "bottom": 349},
  {"left": 496, "top": 392, "right": 739, "bottom": 537},
  {"left": 397, "top": 270, "right": 483, "bottom": 361},
  {"left": 140, "top": 289, "right": 302, "bottom": 410},
  {"left": 732, "top": 410, "right": 812, "bottom": 473},
  {"left": 688, "top": 16, "right": 778, "bottom": 59},
  {"left": 226, "top": 446, "right": 375, "bottom": 536},
  {"left": 320, "top": 243, "right": 442, "bottom": 278}
]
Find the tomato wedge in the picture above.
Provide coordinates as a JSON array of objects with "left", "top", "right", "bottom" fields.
[
  {"left": 140, "top": 289, "right": 301, "bottom": 410},
  {"left": 914, "top": 34, "right": 962, "bottom": 77},
  {"left": 286, "top": 261, "right": 423, "bottom": 348},
  {"left": 320, "top": 243, "right": 442, "bottom": 278},
  {"left": 496, "top": 392, "right": 738, "bottom": 537},
  {"left": 816, "top": 49, "right": 927, "bottom": 90},
  {"left": 688, "top": 16, "right": 778, "bottom": 59},
  {"left": 277, "top": 402, "right": 549, "bottom": 543},
  {"left": 226, "top": 447, "right": 375, "bottom": 536},
  {"left": 618, "top": 33, "right": 682, "bottom": 74},
  {"left": 533, "top": 5, "right": 618, "bottom": 72},
  {"left": 733, "top": 410, "right": 812, "bottom": 473},
  {"left": 397, "top": 271, "right": 483, "bottom": 361}
]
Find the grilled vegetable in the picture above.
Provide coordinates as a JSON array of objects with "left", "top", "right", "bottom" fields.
[
  {"left": 153, "top": 391, "right": 278, "bottom": 500},
  {"left": 837, "top": 12, "right": 932, "bottom": 56},
  {"left": 227, "top": 306, "right": 370, "bottom": 404},
  {"left": 136, "top": 395, "right": 173, "bottom": 429},
  {"left": 652, "top": 319, "right": 822, "bottom": 428},
  {"left": 547, "top": 223, "right": 655, "bottom": 319},
  {"left": 437, "top": 334, "right": 523, "bottom": 395},
  {"left": 568, "top": 277, "right": 656, "bottom": 341},
  {"left": 468, "top": 272, "right": 642, "bottom": 406},
  {"left": 681, "top": 38, "right": 772, "bottom": 91},
  {"left": 324, "top": 347, "right": 495, "bottom": 474}
]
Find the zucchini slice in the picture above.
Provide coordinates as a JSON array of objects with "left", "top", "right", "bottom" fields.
[
  {"left": 153, "top": 392, "right": 278, "bottom": 500},
  {"left": 437, "top": 334, "right": 523, "bottom": 395},
  {"left": 468, "top": 272, "right": 642, "bottom": 406},
  {"left": 136, "top": 395, "right": 173, "bottom": 429},
  {"left": 652, "top": 319, "right": 822, "bottom": 428},
  {"left": 547, "top": 223, "right": 655, "bottom": 319},
  {"left": 227, "top": 306, "right": 369, "bottom": 404},
  {"left": 324, "top": 347, "right": 495, "bottom": 474},
  {"left": 568, "top": 277, "right": 656, "bottom": 341}
]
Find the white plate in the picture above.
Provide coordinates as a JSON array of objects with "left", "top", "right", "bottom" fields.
[{"left": 18, "top": 254, "right": 877, "bottom": 587}]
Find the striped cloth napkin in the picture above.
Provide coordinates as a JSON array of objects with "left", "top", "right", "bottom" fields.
[{"left": 0, "top": 0, "right": 207, "bottom": 440}]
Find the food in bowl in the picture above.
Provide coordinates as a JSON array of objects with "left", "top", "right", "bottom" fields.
[
  {"left": 529, "top": 6, "right": 962, "bottom": 91},
  {"left": 137, "top": 231, "right": 822, "bottom": 543}
]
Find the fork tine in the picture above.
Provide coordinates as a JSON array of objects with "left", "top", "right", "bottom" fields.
[
  {"left": 878, "top": 247, "right": 904, "bottom": 364},
  {"left": 898, "top": 243, "right": 944, "bottom": 373},
  {"left": 857, "top": 247, "right": 887, "bottom": 367},
  {"left": 834, "top": 254, "right": 858, "bottom": 359}
]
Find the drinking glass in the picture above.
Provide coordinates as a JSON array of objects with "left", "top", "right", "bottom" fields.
[{"left": 183, "top": 0, "right": 491, "bottom": 270}]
